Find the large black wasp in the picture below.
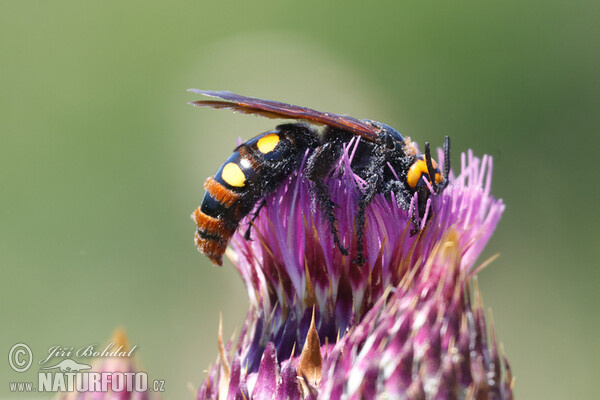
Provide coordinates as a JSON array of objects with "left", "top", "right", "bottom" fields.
[{"left": 190, "top": 90, "right": 449, "bottom": 266}]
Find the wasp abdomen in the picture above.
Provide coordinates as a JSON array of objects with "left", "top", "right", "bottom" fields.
[{"left": 192, "top": 126, "right": 316, "bottom": 265}]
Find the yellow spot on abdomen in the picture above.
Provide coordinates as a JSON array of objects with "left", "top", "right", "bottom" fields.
[
  {"left": 256, "top": 133, "right": 280, "bottom": 154},
  {"left": 222, "top": 162, "right": 246, "bottom": 187}
]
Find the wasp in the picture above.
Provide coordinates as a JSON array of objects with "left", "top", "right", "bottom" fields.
[{"left": 189, "top": 90, "right": 450, "bottom": 266}]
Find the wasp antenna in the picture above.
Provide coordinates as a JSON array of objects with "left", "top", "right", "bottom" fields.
[
  {"left": 444, "top": 136, "right": 451, "bottom": 179},
  {"left": 424, "top": 142, "right": 436, "bottom": 192},
  {"left": 441, "top": 136, "right": 451, "bottom": 191}
]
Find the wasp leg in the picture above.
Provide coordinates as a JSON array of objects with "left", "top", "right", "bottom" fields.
[
  {"left": 385, "top": 179, "right": 418, "bottom": 236},
  {"left": 243, "top": 199, "right": 266, "bottom": 240},
  {"left": 305, "top": 143, "right": 349, "bottom": 256},
  {"left": 355, "top": 181, "right": 377, "bottom": 265},
  {"left": 384, "top": 179, "right": 410, "bottom": 210},
  {"left": 354, "top": 148, "right": 387, "bottom": 265}
]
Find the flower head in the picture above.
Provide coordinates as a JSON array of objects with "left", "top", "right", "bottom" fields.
[
  {"left": 56, "top": 329, "right": 153, "bottom": 400},
  {"left": 319, "top": 235, "right": 513, "bottom": 399},
  {"left": 198, "top": 139, "right": 510, "bottom": 399}
]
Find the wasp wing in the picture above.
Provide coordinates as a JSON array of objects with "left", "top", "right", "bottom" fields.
[{"left": 188, "top": 89, "right": 380, "bottom": 141}]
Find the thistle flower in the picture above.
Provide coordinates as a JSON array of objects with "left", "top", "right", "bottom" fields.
[
  {"left": 318, "top": 238, "right": 512, "bottom": 399},
  {"left": 198, "top": 141, "right": 510, "bottom": 399},
  {"left": 56, "top": 329, "right": 151, "bottom": 400}
]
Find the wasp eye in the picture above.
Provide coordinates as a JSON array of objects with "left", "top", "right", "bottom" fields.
[{"left": 382, "top": 132, "right": 396, "bottom": 149}]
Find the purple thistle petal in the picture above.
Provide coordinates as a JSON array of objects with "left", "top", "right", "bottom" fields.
[
  {"left": 251, "top": 342, "right": 278, "bottom": 400},
  {"left": 226, "top": 355, "right": 242, "bottom": 400},
  {"left": 274, "top": 361, "right": 303, "bottom": 400}
]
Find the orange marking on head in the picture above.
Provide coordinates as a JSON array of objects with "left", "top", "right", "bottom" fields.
[
  {"left": 407, "top": 155, "right": 440, "bottom": 189},
  {"left": 204, "top": 177, "right": 241, "bottom": 208}
]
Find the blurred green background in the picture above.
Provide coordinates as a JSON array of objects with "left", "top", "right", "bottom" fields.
[{"left": 1, "top": 1, "right": 598, "bottom": 399}]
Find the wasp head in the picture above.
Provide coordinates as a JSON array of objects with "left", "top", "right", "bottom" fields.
[{"left": 407, "top": 136, "right": 450, "bottom": 194}]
